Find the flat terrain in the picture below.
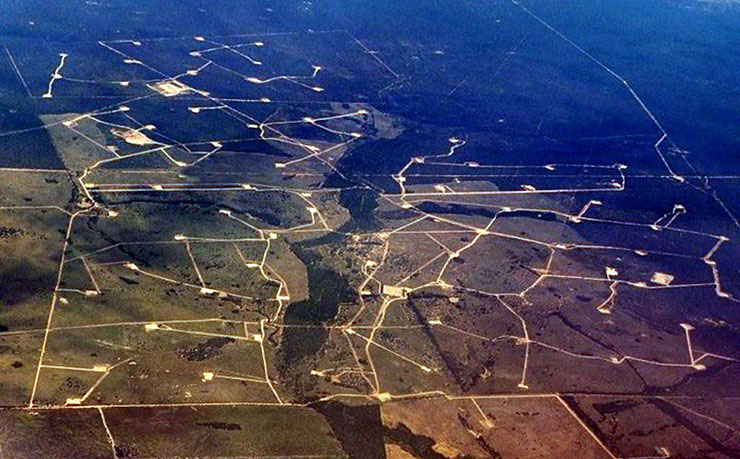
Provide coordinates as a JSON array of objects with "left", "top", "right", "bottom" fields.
[{"left": 0, "top": 0, "right": 739, "bottom": 457}]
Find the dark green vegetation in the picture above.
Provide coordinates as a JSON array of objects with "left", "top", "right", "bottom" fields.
[
  {"left": 1, "top": 0, "right": 739, "bottom": 457},
  {"left": 0, "top": 57, "right": 63, "bottom": 168},
  {"left": 314, "top": 401, "right": 386, "bottom": 459},
  {"left": 280, "top": 243, "right": 354, "bottom": 367},
  {"left": 339, "top": 187, "right": 380, "bottom": 231}
]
